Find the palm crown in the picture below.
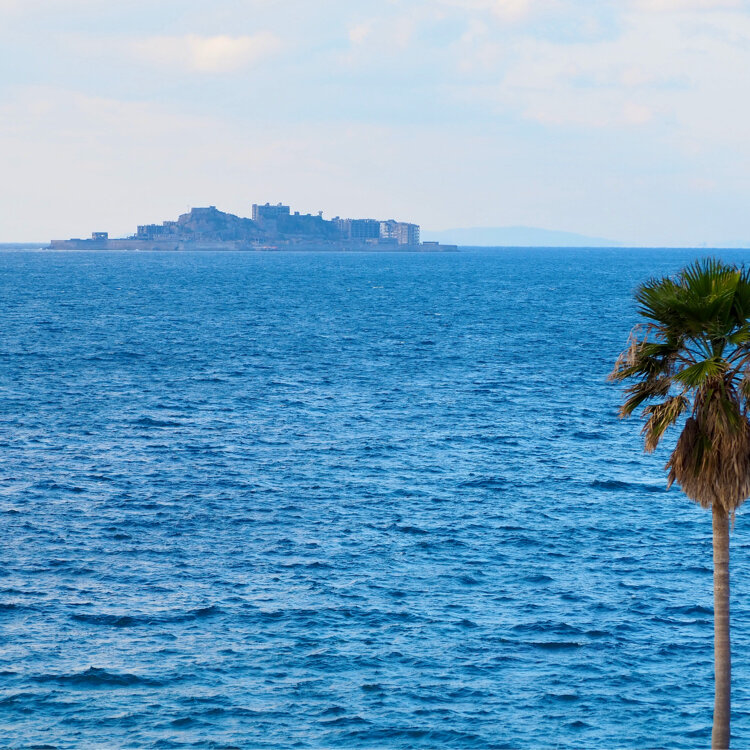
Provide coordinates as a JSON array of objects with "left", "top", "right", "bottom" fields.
[{"left": 611, "top": 258, "right": 750, "bottom": 512}]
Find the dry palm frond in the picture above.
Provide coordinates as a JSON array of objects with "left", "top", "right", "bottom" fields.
[
  {"left": 666, "top": 403, "right": 750, "bottom": 512},
  {"left": 642, "top": 395, "right": 689, "bottom": 453}
]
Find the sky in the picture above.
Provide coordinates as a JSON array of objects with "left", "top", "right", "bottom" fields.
[{"left": 2, "top": 0, "right": 750, "bottom": 245}]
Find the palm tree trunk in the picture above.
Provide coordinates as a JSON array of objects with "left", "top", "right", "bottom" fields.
[{"left": 712, "top": 505, "right": 731, "bottom": 749}]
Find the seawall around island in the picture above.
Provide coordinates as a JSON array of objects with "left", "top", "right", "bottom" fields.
[{"left": 48, "top": 238, "right": 458, "bottom": 252}]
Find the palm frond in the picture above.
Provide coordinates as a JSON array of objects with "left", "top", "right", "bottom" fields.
[
  {"left": 610, "top": 327, "right": 677, "bottom": 383},
  {"left": 620, "top": 377, "right": 672, "bottom": 418},
  {"left": 614, "top": 258, "right": 750, "bottom": 511},
  {"left": 672, "top": 358, "right": 726, "bottom": 388},
  {"left": 641, "top": 395, "right": 689, "bottom": 453},
  {"left": 667, "top": 406, "right": 750, "bottom": 513}
]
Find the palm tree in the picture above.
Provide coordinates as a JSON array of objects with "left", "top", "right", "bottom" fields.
[{"left": 611, "top": 258, "right": 750, "bottom": 749}]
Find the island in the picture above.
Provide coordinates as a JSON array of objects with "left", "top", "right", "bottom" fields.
[{"left": 49, "top": 202, "right": 458, "bottom": 252}]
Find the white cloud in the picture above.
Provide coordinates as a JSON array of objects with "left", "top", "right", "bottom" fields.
[
  {"left": 0, "top": 0, "right": 152, "bottom": 13},
  {"left": 632, "top": 0, "right": 742, "bottom": 10},
  {"left": 436, "top": 0, "right": 559, "bottom": 22},
  {"left": 5, "top": 0, "right": 750, "bottom": 245},
  {"left": 132, "top": 32, "right": 282, "bottom": 73},
  {"left": 349, "top": 22, "right": 373, "bottom": 45},
  {"left": 345, "top": 9, "right": 426, "bottom": 53},
  {"left": 447, "top": 1, "right": 750, "bottom": 139},
  {"left": 622, "top": 101, "right": 653, "bottom": 124},
  {"left": 482, "top": 0, "right": 539, "bottom": 21}
]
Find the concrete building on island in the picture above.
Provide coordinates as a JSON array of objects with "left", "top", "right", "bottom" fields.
[
  {"left": 380, "top": 220, "right": 420, "bottom": 246},
  {"left": 252, "top": 203, "right": 290, "bottom": 223},
  {"left": 335, "top": 218, "right": 381, "bottom": 241}
]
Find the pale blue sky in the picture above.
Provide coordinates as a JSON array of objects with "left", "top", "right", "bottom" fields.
[{"left": 2, "top": 0, "right": 750, "bottom": 245}]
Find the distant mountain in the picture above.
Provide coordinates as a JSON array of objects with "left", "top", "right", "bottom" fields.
[
  {"left": 706, "top": 240, "right": 750, "bottom": 249},
  {"left": 421, "top": 226, "right": 621, "bottom": 248}
]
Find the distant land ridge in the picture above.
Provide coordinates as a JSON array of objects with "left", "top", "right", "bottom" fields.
[
  {"left": 422, "top": 226, "right": 621, "bottom": 248},
  {"left": 50, "top": 202, "right": 457, "bottom": 253}
]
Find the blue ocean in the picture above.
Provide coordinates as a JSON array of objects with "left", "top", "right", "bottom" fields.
[{"left": 3, "top": 247, "right": 750, "bottom": 749}]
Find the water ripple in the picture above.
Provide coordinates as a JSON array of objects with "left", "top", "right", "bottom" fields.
[{"left": 2, "top": 248, "right": 750, "bottom": 749}]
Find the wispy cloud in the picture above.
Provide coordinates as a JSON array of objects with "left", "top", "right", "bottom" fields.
[
  {"left": 436, "top": 0, "right": 558, "bottom": 23},
  {"left": 445, "top": 1, "right": 750, "bottom": 138},
  {"left": 131, "top": 33, "right": 282, "bottom": 73},
  {"left": 0, "top": 0, "right": 155, "bottom": 14},
  {"left": 631, "top": 0, "right": 742, "bottom": 10},
  {"left": 348, "top": 22, "right": 373, "bottom": 45},
  {"left": 3, "top": 0, "right": 750, "bottom": 244}
]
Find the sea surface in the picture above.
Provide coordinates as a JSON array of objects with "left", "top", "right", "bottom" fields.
[{"left": 2, "top": 247, "right": 750, "bottom": 749}]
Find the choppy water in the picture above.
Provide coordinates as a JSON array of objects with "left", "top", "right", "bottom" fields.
[{"left": 3, "top": 248, "right": 750, "bottom": 749}]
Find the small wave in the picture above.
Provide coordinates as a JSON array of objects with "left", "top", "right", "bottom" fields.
[
  {"left": 33, "top": 667, "right": 163, "bottom": 687},
  {"left": 546, "top": 692, "right": 580, "bottom": 702},
  {"left": 282, "top": 560, "right": 333, "bottom": 570},
  {"left": 458, "top": 619, "right": 479, "bottom": 628},
  {"left": 131, "top": 416, "right": 183, "bottom": 428},
  {"left": 170, "top": 716, "right": 197, "bottom": 728},
  {"left": 512, "top": 621, "right": 584, "bottom": 636},
  {"left": 591, "top": 479, "right": 666, "bottom": 493},
  {"left": 202, "top": 706, "right": 275, "bottom": 719},
  {"left": 459, "top": 575, "right": 479, "bottom": 585},
  {"left": 388, "top": 610, "right": 421, "bottom": 623},
  {"left": 305, "top": 561, "right": 332, "bottom": 570},
  {"left": 256, "top": 607, "right": 323, "bottom": 622},
  {"left": 686, "top": 565, "right": 711, "bottom": 574},
  {"left": 591, "top": 479, "right": 630, "bottom": 490},
  {"left": 524, "top": 573, "right": 553, "bottom": 583},
  {"left": 573, "top": 431, "right": 602, "bottom": 440},
  {"left": 459, "top": 477, "right": 507, "bottom": 489},
  {"left": 191, "top": 605, "right": 221, "bottom": 618},
  {"left": 71, "top": 605, "right": 221, "bottom": 628},
  {"left": 667, "top": 604, "right": 712, "bottom": 617},
  {"left": 0, "top": 691, "right": 36, "bottom": 706},
  {"left": 686, "top": 725, "right": 711, "bottom": 737},
  {"left": 71, "top": 613, "right": 141, "bottom": 628},
  {"left": 320, "top": 705, "right": 347, "bottom": 715},
  {"left": 86, "top": 473, "right": 113, "bottom": 483},
  {"left": 530, "top": 640, "right": 582, "bottom": 650},
  {"left": 479, "top": 435, "right": 520, "bottom": 446},
  {"left": 393, "top": 524, "right": 428, "bottom": 535},
  {"left": 652, "top": 615, "right": 699, "bottom": 626},
  {"left": 320, "top": 715, "right": 371, "bottom": 727},
  {"left": 341, "top": 728, "right": 485, "bottom": 746},
  {"left": 32, "top": 480, "right": 72, "bottom": 491}
]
